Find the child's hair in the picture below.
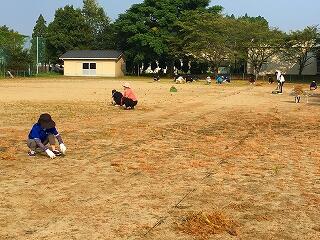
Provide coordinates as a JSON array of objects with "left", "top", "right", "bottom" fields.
[{"left": 112, "top": 89, "right": 116, "bottom": 94}]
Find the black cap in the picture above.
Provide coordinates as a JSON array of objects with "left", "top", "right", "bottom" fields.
[{"left": 38, "top": 113, "right": 55, "bottom": 129}]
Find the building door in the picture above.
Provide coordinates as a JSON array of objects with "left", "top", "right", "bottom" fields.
[{"left": 82, "top": 62, "right": 96, "bottom": 76}]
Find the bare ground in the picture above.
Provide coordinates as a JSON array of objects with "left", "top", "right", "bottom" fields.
[{"left": 0, "top": 77, "right": 320, "bottom": 240}]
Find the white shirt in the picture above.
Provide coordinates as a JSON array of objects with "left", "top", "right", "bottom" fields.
[{"left": 276, "top": 71, "right": 281, "bottom": 81}]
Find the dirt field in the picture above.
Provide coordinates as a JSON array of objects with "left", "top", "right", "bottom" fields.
[{"left": 1, "top": 77, "right": 320, "bottom": 240}]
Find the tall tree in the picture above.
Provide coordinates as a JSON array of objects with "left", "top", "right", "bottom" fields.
[
  {"left": 238, "top": 20, "right": 285, "bottom": 79},
  {"left": 283, "top": 26, "right": 320, "bottom": 78},
  {"left": 82, "top": 0, "right": 114, "bottom": 49},
  {"left": 178, "top": 11, "right": 234, "bottom": 73},
  {"left": 30, "top": 14, "right": 47, "bottom": 67},
  {"left": 0, "top": 25, "right": 30, "bottom": 71},
  {"left": 46, "top": 5, "right": 92, "bottom": 62},
  {"left": 114, "top": 0, "right": 212, "bottom": 75}
]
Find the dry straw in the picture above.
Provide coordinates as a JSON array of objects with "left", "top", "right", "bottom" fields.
[{"left": 175, "top": 211, "right": 238, "bottom": 239}]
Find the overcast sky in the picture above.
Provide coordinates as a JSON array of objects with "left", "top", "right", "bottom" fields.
[{"left": 0, "top": 0, "right": 319, "bottom": 36}]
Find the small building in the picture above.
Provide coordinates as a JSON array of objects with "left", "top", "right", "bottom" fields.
[{"left": 59, "top": 50, "right": 125, "bottom": 77}]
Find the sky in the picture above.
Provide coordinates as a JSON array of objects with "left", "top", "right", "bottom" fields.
[{"left": 0, "top": 0, "right": 319, "bottom": 36}]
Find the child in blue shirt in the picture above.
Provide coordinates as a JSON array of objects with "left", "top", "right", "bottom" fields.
[{"left": 27, "top": 113, "right": 67, "bottom": 159}]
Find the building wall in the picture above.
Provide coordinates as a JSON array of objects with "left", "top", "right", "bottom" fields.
[
  {"left": 64, "top": 57, "right": 125, "bottom": 77},
  {"left": 115, "top": 57, "right": 125, "bottom": 77},
  {"left": 64, "top": 60, "right": 81, "bottom": 76},
  {"left": 247, "top": 52, "right": 319, "bottom": 76},
  {"left": 96, "top": 60, "right": 116, "bottom": 77}
]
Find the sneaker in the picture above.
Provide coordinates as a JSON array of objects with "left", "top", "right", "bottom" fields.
[
  {"left": 28, "top": 150, "right": 36, "bottom": 156},
  {"left": 52, "top": 150, "right": 62, "bottom": 156}
]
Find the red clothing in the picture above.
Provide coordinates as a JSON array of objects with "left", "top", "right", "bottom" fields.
[{"left": 123, "top": 88, "right": 137, "bottom": 101}]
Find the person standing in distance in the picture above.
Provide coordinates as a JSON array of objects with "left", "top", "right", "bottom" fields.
[{"left": 275, "top": 70, "right": 285, "bottom": 94}]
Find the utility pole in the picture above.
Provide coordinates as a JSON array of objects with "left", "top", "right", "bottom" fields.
[{"left": 36, "top": 36, "right": 39, "bottom": 75}]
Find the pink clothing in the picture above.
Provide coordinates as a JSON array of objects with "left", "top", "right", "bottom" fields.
[{"left": 123, "top": 88, "right": 137, "bottom": 101}]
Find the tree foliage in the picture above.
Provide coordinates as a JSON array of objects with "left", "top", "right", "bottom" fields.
[
  {"left": 82, "top": 0, "right": 114, "bottom": 49},
  {"left": 114, "top": 0, "right": 213, "bottom": 74},
  {"left": 24, "top": 0, "right": 317, "bottom": 78},
  {"left": 30, "top": 14, "right": 47, "bottom": 66},
  {"left": 241, "top": 21, "right": 285, "bottom": 79},
  {"left": 177, "top": 10, "right": 285, "bottom": 77},
  {"left": 46, "top": 5, "right": 93, "bottom": 62},
  {"left": 0, "top": 25, "right": 30, "bottom": 70},
  {"left": 178, "top": 11, "right": 235, "bottom": 72},
  {"left": 283, "top": 26, "right": 320, "bottom": 77}
]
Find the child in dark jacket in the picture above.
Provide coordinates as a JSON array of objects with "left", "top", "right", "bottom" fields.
[
  {"left": 111, "top": 89, "right": 123, "bottom": 106},
  {"left": 310, "top": 81, "right": 317, "bottom": 90}
]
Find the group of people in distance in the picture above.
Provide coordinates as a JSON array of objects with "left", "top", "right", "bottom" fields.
[
  {"left": 174, "top": 74, "right": 196, "bottom": 83},
  {"left": 249, "top": 70, "right": 286, "bottom": 92},
  {"left": 273, "top": 70, "right": 317, "bottom": 94},
  {"left": 172, "top": 74, "right": 230, "bottom": 84}
]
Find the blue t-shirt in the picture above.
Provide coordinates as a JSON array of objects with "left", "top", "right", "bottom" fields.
[{"left": 28, "top": 123, "right": 59, "bottom": 142}]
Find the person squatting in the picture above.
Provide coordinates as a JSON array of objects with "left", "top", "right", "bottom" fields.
[
  {"left": 27, "top": 113, "right": 67, "bottom": 159},
  {"left": 111, "top": 82, "right": 138, "bottom": 110}
]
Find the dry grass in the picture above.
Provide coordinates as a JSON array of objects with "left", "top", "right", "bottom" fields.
[
  {"left": 175, "top": 211, "right": 238, "bottom": 239},
  {"left": 292, "top": 85, "right": 305, "bottom": 95},
  {"left": 0, "top": 78, "right": 320, "bottom": 240}
]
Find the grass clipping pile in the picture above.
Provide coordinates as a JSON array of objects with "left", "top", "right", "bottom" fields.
[
  {"left": 175, "top": 211, "right": 238, "bottom": 239},
  {"left": 292, "top": 85, "right": 304, "bottom": 96}
]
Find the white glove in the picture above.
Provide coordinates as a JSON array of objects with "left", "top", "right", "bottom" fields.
[
  {"left": 60, "top": 143, "right": 67, "bottom": 154},
  {"left": 45, "top": 149, "right": 56, "bottom": 159}
]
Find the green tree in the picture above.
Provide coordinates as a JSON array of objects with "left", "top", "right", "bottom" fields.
[
  {"left": 114, "top": 0, "right": 212, "bottom": 75},
  {"left": 238, "top": 14, "right": 269, "bottom": 27},
  {"left": 0, "top": 25, "right": 30, "bottom": 71},
  {"left": 283, "top": 26, "right": 320, "bottom": 78},
  {"left": 46, "top": 5, "right": 93, "bottom": 62},
  {"left": 181, "top": 57, "right": 190, "bottom": 73},
  {"left": 232, "top": 19, "right": 284, "bottom": 79},
  {"left": 177, "top": 10, "right": 280, "bottom": 78},
  {"left": 178, "top": 11, "right": 234, "bottom": 73},
  {"left": 30, "top": 14, "right": 47, "bottom": 68},
  {"left": 82, "top": 0, "right": 114, "bottom": 49},
  {"left": 230, "top": 14, "right": 270, "bottom": 74},
  {"left": 151, "top": 61, "right": 157, "bottom": 72}
]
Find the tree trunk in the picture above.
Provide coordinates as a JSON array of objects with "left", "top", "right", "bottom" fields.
[
  {"left": 254, "top": 67, "right": 259, "bottom": 81},
  {"left": 167, "top": 60, "right": 175, "bottom": 76},
  {"left": 254, "top": 63, "right": 263, "bottom": 81},
  {"left": 298, "top": 65, "right": 303, "bottom": 81}
]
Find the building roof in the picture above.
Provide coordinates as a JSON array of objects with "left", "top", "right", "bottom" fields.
[{"left": 60, "top": 50, "right": 123, "bottom": 60}]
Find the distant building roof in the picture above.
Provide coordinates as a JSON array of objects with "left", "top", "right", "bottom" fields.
[{"left": 60, "top": 50, "right": 123, "bottom": 60}]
